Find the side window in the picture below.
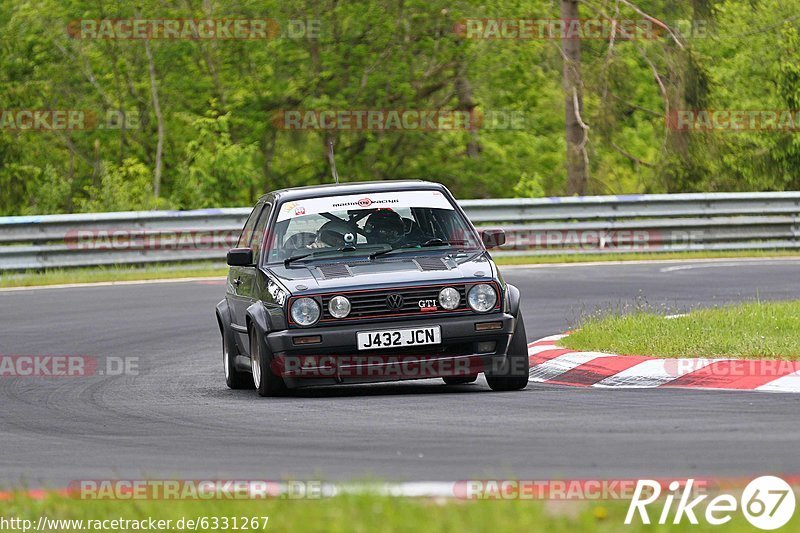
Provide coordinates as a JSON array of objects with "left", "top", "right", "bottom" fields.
[
  {"left": 237, "top": 204, "right": 264, "bottom": 248},
  {"left": 250, "top": 203, "right": 272, "bottom": 264}
]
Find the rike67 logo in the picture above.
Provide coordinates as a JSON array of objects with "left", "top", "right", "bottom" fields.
[{"left": 626, "top": 476, "right": 796, "bottom": 530}]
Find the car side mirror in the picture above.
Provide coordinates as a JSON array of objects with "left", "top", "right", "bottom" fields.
[
  {"left": 226, "top": 248, "right": 254, "bottom": 267},
  {"left": 481, "top": 229, "right": 506, "bottom": 249}
]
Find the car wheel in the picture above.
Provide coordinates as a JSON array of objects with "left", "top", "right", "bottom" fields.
[
  {"left": 442, "top": 375, "right": 478, "bottom": 385},
  {"left": 221, "top": 319, "right": 252, "bottom": 389},
  {"left": 249, "top": 325, "right": 290, "bottom": 397},
  {"left": 485, "top": 312, "right": 529, "bottom": 392}
]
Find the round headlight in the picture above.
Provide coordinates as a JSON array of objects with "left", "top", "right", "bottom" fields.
[
  {"left": 438, "top": 287, "right": 461, "bottom": 310},
  {"left": 467, "top": 284, "right": 497, "bottom": 312},
  {"left": 291, "top": 297, "right": 321, "bottom": 326},
  {"left": 328, "top": 295, "right": 351, "bottom": 318}
]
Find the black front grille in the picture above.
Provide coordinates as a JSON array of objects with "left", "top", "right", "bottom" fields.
[{"left": 321, "top": 284, "right": 469, "bottom": 320}]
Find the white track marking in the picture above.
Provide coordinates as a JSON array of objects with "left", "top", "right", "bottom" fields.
[
  {"left": 249, "top": 481, "right": 460, "bottom": 498},
  {"left": 659, "top": 259, "right": 800, "bottom": 273},
  {"left": 529, "top": 333, "right": 569, "bottom": 343},
  {"left": 354, "top": 482, "right": 458, "bottom": 498},
  {"left": 529, "top": 334, "right": 800, "bottom": 393},
  {"left": 528, "top": 344, "right": 562, "bottom": 356},
  {"left": 529, "top": 352, "right": 614, "bottom": 382},
  {"left": 756, "top": 371, "right": 800, "bottom": 393},
  {"left": 593, "top": 358, "right": 722, "bottom": 388},
  {"left": 501, "top": 256, "right": 800, "bottom": 271},
  {"left": 0, "top": 277, "right": 225, "bottom": 292}
]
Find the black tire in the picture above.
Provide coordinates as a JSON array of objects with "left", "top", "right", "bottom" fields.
[
  {"left": 250, "top": 325, "right": 290, "bottom": 397},
  {"left": 485, "top": 312, "right": 529, "bottom": 392},
  {"left": 221, "top": 318, "right": 252, "bottom": 389},
  {"left": 443, "top": 375, "right": 479, "bottom": 385}
]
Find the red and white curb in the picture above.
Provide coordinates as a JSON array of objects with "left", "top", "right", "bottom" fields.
[{"left": 528, "top": 334, "right": 800, "bottom": 393}]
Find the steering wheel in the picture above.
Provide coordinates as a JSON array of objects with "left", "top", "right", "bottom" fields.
[{"left": 284, "top": 232, "right": 317, "bottom": 250}]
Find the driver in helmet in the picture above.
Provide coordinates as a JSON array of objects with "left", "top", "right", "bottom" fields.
[
  {"left": 308, "top": 219, "right": 356, "bottom": 249},
  {"left": 364, "top": 209, "right": 405, "bottom": 247}
]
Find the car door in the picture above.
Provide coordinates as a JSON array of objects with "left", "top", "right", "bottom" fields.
[
  {"left": 229, "top": 202, "right": 272, "bottom": 349},
  {"left": 227, "top": 202, "right": 264, "bottom": 342}
]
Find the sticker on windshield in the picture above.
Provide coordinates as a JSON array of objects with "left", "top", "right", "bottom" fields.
[{"left": 277, "top": 190, "right": 454, "bottom": 222}]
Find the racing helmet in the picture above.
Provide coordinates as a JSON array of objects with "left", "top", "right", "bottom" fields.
[
  {"left": 364, "top": 209, "right": 404, "bottom": 245},
  {"left": 316, "top": 219, "right": 355, "bottom": 247}
]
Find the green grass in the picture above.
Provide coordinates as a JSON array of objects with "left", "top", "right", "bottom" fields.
[
  {"left": 493, "top": 249, "right": 800, "bottom": 265},
  {"left": 1, "top": 250, "right": 799, "bottom": 289},
  {"left": 0, "top": 262, "right": 227, "bottom": 289},
  {"left": 1, "top": 492, "right": 796, "bottom": 532},
  {"left": 560, "top": 300, "right": 800, "bottom": 359}
]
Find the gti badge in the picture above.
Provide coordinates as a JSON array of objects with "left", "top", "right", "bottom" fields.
[{"left": 418, "top": 299, "right": 438, "bottom": 312}]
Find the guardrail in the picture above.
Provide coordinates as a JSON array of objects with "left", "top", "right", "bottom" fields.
[{"left": 1, "top": 192, "right": 799, "bottom": 270}]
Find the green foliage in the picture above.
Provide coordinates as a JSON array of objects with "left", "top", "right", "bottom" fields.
[
  {"left": 0, "top": 163, "right": 69, "bottom": 215},
  {"left": 174, "top": 110, "right": 260, "bottom": 208},
  {"left": 76, "top": 158, "right": 165, "bottom": 212},
  {"left": 513, "top": 172, "right": 546, "bottom": 197},
  {"left": 0, "top": 0, "right": 799, "bottom": 215}
]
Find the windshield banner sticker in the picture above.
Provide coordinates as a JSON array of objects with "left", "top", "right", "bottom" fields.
[{"left": 277, "top": 190, "right": 453, "bottom": 222}]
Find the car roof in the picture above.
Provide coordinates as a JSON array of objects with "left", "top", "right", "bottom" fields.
[{"left": 259, "top": 180, "right": 447, "bottom": 203}]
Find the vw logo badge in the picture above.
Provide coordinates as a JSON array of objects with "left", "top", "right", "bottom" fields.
[{"left": 385, "top": 293, "right": 404, "bottom": 309}]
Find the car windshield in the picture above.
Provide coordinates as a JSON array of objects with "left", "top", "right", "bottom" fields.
[{"left": 266, "top": 189, "right": 481, "bottom": 263}]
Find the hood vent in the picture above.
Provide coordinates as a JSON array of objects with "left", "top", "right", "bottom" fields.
[
  {"left": 316, "top": 264, "right": 353, "bottom": 279},
  {"left": 413, "top": 257, "right": 450, "bottom": 271}
]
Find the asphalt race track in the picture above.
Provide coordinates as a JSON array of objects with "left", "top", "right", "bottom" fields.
[{"left": 1, "top": 258, "right": 799, "bottom": 488}]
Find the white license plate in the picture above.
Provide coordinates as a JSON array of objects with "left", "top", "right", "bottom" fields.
[{"left": 357, "top": 326, "right": 441, "bottom": 350}]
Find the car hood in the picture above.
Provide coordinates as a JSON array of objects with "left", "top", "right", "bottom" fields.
[{"left": 266, "top": 251, "right": 496, "bottom": 293}]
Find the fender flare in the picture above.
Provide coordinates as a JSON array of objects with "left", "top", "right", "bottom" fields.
[
  {"left": 505, "top": 283, "right": 521, "bottom": 318},
  {"left": 245, "top": 302, "right": 275, "bottom": 375},
  {"left": 215, "top": 299, "right": 231, "bottom": 335},
  {"left": 246, "top": 301, "right": 271, "bottom": 336}
]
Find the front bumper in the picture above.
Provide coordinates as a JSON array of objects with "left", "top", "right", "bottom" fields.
[{"left": 266, "top": 312, "right": 517, "bottom": 388}]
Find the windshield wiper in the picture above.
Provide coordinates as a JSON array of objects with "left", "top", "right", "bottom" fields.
[
  {"left": 369, "top": 239, "right": 472, "bottom": 260},
  {"left": 284, "top": 252, "right": 314, "bottom": 267},
  {"left": 285, "top": 245, "right": 362, "bottom": 267},
  {"left": 368, "top": 244, "right": 418, "bottom": 260},
  {"left": 421, "top": 238, "right": 469, "bottom": 247}
]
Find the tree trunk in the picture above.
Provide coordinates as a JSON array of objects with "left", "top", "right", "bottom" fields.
[
  {"left": 455, "top": 71, "right": 481, "bottom": 158},
  {"left": 144, "top": 39, "right": 164, "bottom": 199},
  {"left": 561, "top": 0, "right": 588, "bottom": 195}
]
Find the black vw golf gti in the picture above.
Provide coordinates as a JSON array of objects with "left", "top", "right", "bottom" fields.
[{"left": 216, "top": 180, "right": 529, "bottom": 396}]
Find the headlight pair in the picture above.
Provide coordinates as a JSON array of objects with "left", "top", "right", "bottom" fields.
[
  {"left": 290, "top": 295, "right": 350, "bottom": 326},
  {"left": 436, "top": 285, "right": 498, "bottom": 312}
]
